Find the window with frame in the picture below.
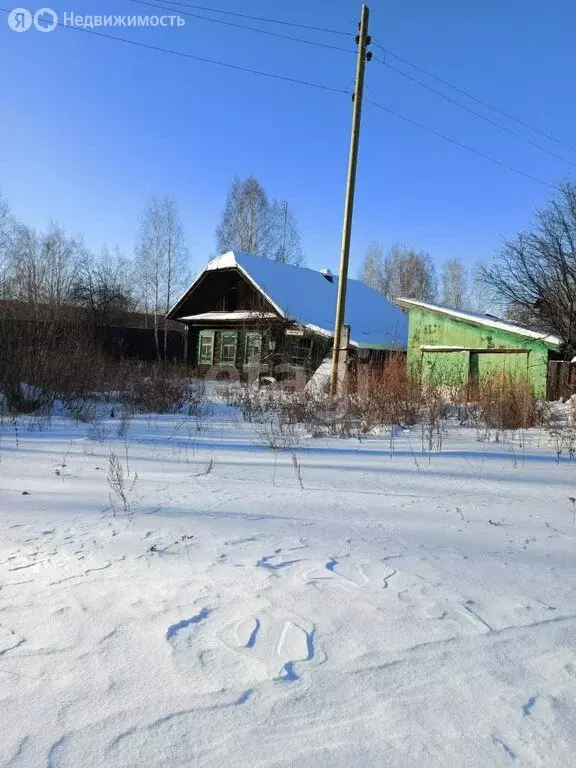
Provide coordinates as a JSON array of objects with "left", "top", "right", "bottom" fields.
[
  {"left": 198, "top": 330, "right": 215, "bottom": 365},
  {"left": 289, "top": 337, "right": 313, "bottom": 365},
  {"left": 219, "top": 331, "right": 238, "bottom": 366},
  {"left": 244, "top": 331, "right": 262, "bottom": 365}
]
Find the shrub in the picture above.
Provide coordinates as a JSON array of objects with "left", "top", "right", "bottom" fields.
[
  {"left": 0, "top": 302, "right": 206, "bottom": 418},
  {"left": 354, "top": 356, "right": 424, "bottom": 431},
  {"left": 0, "top": 303, "right": 114, "bottom": 414},
  {"left": 470, "top": 373, "right": 537, "bottom": 430},
  {"left": 126, "top": 362, "right": 194, "bottom": 414}
]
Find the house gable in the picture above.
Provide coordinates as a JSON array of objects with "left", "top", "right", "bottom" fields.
[{"left": 169, "top": 268, "right": 279, "bottom": 320}]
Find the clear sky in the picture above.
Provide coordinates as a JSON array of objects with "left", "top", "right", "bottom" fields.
[{"left": 1, "top": 0, "right": 575, "bottom": 278}]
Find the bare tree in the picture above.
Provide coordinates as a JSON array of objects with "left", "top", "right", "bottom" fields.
[
  {"left": 135, "top": 196, "right": 189, "bottom": 359},
  {"left": 482, "top": 181, "right": 576, "bottom": 355},
  {"left": 162, "top": 198, "right": 189, "bottom": 338},
  {"left": 381, "top": 245, "right": 437, "bottom": 302},
  {"left": 42, "top": 224, "right": 87, "bottom": 305},
  {"left": 0, "top": 191, "right": 15, "bottom": 298},
  {"left": 6, "top": 222, "right": 86, "bottom": 306},
  {"left": 5, "top": 225, "right": 38, "bottom": 302},
  {"left": 441, "top": 258, "right": 468, "bottom": 308},
  {"left": 136, "top": 199, "right": 166, "bottom": 357},
  {"left": 71, "top": 246, "right": 135, "bottom": 324},
  {"left": 216, "top": 176, "right": 304, "bottom": 265},
  {"left": 270, "top": 200, "right": 304, "bottom": 266},
  {"left": 216, "top": 176, "right": 272, "bottom": 257},
  {"left": 358, "top": 242, "right": 385, "bottom": 291},
  {"left": 468, "top": 262, "right": 492, "bottom": 314}
]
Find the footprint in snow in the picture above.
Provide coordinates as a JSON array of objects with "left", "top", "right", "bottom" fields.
[
  {"left": 219, "top": 612, "right": 317, "bottom": 682},
  {"left": 300, "top": 556, "right": 397, "bottom": 592},
  {"left": 166, "top": 607, "right": 211, "bottom": 647},
  {"left": 166, "top": 607, "right": 318, "bottom": 690}
]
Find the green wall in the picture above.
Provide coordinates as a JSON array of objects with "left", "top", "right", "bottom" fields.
[{"left": 406, "top": 308, "right": 554, "bottom": 397}]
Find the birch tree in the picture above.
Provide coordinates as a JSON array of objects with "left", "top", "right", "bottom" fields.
[
  {"left": 468, "top": 262, "right": 491, "bottom": 314},
  {"left": 358, "top": 242, "right": 385, "bottom": 291},
  {"left": 441, "top": 258, "right": 468, "bottom": 308},
  {"left": 216, "top": 176, "right": 270, "bottom": 256},
  {"left": 382, "top": 245, "right": 437, "bottom": 302},
  {"left": 135, "top": 196, "right": 189, "bottom": 359},
  {"left": 7, "top": 222, "right": 85, "bottom": 305},
  {"left": 270, "top": 200, "right": 304, "bottom": 266},
  {"left": 216, "top": 176, "right": 304, "bottom": 265}
]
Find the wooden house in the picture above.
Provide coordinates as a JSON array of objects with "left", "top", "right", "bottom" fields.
[{"left": 167, "top": 251, "right": 408, "bottom": 380}]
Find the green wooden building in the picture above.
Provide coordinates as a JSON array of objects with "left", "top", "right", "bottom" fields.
[{"left": 395, "top": 298, "right": 563, "bottom": 398}]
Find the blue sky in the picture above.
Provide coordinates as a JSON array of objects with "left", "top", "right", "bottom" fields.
[{"left": 1, "top": 0, "right": 575, "bottom": 278}]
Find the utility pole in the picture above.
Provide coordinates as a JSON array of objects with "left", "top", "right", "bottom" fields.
[{"left": 330, "top": 4, "right": 371, "bottom": 395}]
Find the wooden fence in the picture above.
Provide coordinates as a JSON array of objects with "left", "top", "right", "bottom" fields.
[
  {"left": 94, "top": 325, "right": 186, "bottom": 361},
  {"left": 547, "top": 361, "right": 576, "bottom": 400}
]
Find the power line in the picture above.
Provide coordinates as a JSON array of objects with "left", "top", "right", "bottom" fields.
[
  {"left": 372, "top": 56, "right": 576, "bottom": 170},
  {"left": 371, "top": 37, "right": 576, "bottom": 155},
  {"left": 155, "top": 0, "right": 352, "bottom": 37},
  {"left": 1, "top": 8, "right": 559, "bottom": 191},
  {"left": 366, "top": 98, "right": 557, "bottom": 190},
  {"left": 0, "top": 9, "right": 349, "bottom": 96},
  {"left": 129, "top": 0, "right": 355, "bottom": 54},
  {"left": 124, "top": 5, "right": 576, "bottom": 174}
]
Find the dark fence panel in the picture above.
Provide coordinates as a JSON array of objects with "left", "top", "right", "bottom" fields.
[
  {"left": 0, "top": 310, "right": 187, "bottom": 364},
  {"left": 547, "top": 361, "right": 576, "bottom": 400},
  {"left": 94, "top": 326, "right": 186, "bottom": 361}
]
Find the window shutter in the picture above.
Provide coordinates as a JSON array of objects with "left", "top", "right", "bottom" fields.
[
  {"left": 198, "top": 330, "right": 215, "bottom": 365},
  {"left": 244, "top": 331, "right": 262, "bottom": 363}
]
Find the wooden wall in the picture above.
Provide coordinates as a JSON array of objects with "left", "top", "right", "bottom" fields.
[
  {"left": 547, "top": 361, "right": 576, "bottom": 400},
  {"left": 186, "top": 322, "right": 331, "bottom": 380}
]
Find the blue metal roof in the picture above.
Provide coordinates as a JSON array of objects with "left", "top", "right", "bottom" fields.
[{"left": 208, "top": 252, "right": 408, "bottom": 349}]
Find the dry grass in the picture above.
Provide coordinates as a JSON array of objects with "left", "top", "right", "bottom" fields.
[
  {"left": 462, "top": 373, "right": 538, "bottom": 431},
  {"left": 0, "top": 303, "right": 207, "bottom": 420},
  {"left": 354, "top": 357, "right": 424, "bottom": 432}
]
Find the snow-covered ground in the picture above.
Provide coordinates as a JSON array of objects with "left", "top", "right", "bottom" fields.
[{"left": 1, "top": 404, "right": 575, "bottom": 767}]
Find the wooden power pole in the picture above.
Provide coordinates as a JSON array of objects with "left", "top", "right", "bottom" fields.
[{"left": 330, "top": 4, "right": 370, "bottom": 395}]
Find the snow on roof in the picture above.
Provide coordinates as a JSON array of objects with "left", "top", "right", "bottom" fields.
[
  {"left": 175, "top": 251, "right": 408, "bottom": 349},
  {"left": 179, "top": 311, "right": 277, "bottom": 321},
  {"left": 395, "top": 297, "right": 562, "bottom": 348}
]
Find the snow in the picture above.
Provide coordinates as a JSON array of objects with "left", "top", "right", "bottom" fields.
[
  {"left": 175, "top": 251, "right": 408, "bottom": 349},
  {"left": 1, "top": 403, "right": 576, "bottom": 767},
  {"left": 178, "top": 311, "right": 277, "bottom": 321},
  {"left": 396, "top": 298, "right": 563, "bottom": 348},
  {"left": 304, "top": 358, "right": 332, "bottom": 395}
]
